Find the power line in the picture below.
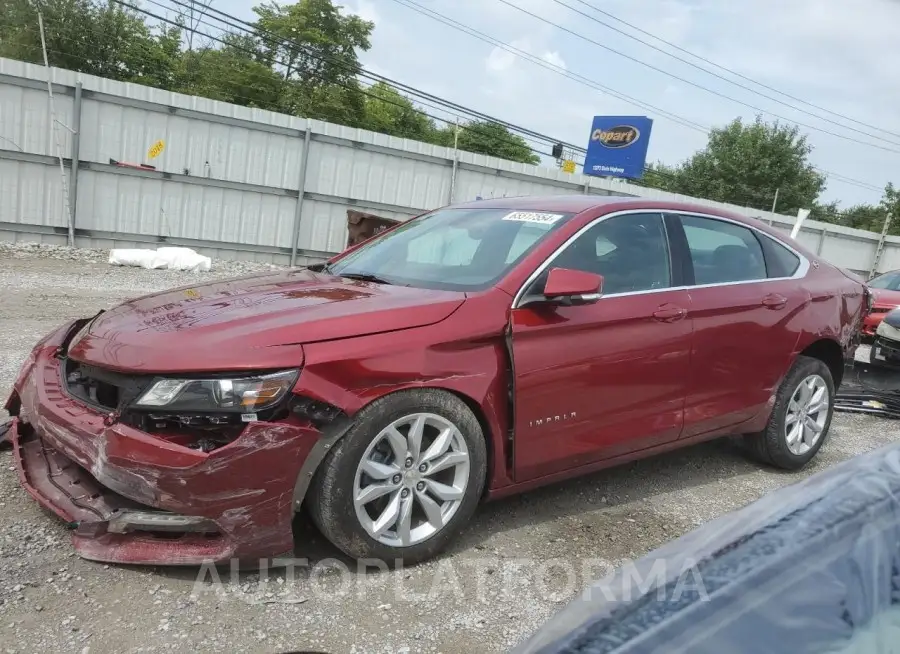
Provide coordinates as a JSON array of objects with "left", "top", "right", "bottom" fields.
[
  {"left": 141, "top": 0, "right": 888, "bottom": 195},
  {"left": 490, "top": 0, "right": 900, "bottom": 156},
  {"left": 36, "top": 0, "right": 885, "bottom": 197},
  {"left": 389, "top": 0, "right": 885, "bottom": 195},
  {"left": 564, "top": 0, "right": 900, "bottom": 141},
  {"left": 550, "top": 0, "right": 900, "bottom": 144},
  {"left": 389, "top": 0, "right": 707, "bottom": 135},
  {"left": 107, "top": 0, "right": 559, "bottom": 159},
  {"left": 156, "top": 0, "right": 584, "bottom": 154},
  {"left": 155, "top": 0, "right": 890, "bottom": 195},
  {"left": 25, "top": 9, "right": 557, "bottom": 162}
]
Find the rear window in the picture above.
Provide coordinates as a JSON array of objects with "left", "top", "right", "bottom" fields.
[{"left": 759, "top": 235, "right": 802, "bottom": 278}]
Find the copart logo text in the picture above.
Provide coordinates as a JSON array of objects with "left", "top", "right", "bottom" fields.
[{"left": 591, "top": 125, "right": 640, "bottom": 149}]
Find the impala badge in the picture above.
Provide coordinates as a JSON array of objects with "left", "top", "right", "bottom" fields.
[{"left": 529, "top": 412, "right": 577, "bottom": 428}]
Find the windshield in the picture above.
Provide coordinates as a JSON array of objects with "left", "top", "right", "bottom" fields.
[
  {"left": 328, "top": 207, "right": 575, "bottom": 291},
  {"left": 869, "top": 271, "right": 900, "bottom": 290}
]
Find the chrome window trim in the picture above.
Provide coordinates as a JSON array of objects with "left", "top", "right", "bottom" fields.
[{"left": 511, "top": 208, "right": 811, "bottom": 309}]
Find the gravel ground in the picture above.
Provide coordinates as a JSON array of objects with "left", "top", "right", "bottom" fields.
[{"left": 0, "top": 243, "right": 898, "bottom": 654}]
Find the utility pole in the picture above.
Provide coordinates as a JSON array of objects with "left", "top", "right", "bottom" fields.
[
  {"left": 771, "top": 188, "right": 780, "bottom": 213},
  {"left": 448, "top": 117, "right": 460, "bottom": 205},
  {"left": 39, "top": 12, "right": 75, "bottom": 247},
  {"left": 869, "top": 213, "right": 894, "bottom": 279}
]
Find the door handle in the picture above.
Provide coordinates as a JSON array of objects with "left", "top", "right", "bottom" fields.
[
  {"left": 762, "top": 294, "right": 788, "bottom": 310},
  {"left": 652, "top": 305, "right": 687, "bottom": 323}
]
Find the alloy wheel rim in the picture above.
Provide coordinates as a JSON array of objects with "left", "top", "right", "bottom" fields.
[
  {"left": 353, "top": 413, "right": 470, "bottom": 547},
  {"left": 785, "top": 374, "right": 829, "bottom": 456}
]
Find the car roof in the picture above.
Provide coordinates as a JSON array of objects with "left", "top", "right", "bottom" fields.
[{"left": 449, "top": 195, "right": 751, "bottom": 223}]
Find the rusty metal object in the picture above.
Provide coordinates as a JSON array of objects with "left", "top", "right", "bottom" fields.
[{"left": 346, "top": 210, "right": 400, "bottom": 248}]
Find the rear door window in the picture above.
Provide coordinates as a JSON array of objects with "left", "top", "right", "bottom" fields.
[
  {"left": 759, "top": 235, "right": 802, "bottom": 278},
  {"left": 679, "top": 215, "right": 767, "bottom": 285}
]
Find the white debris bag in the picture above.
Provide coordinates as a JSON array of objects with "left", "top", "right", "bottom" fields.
[{"left": 108, "top": 247, "right": 211, "bottom": 272}]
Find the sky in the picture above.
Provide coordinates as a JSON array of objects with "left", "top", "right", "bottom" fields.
[{"left": 214, "top": 0, "right": 900, "bottom": 208}]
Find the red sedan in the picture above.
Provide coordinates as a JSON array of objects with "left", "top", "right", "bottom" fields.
[
  {"left": 3, "top": 197, "right": 868, "bottom": 566},
  {"left": 863, "top": 270, "right": 900, "bottom": 336}
]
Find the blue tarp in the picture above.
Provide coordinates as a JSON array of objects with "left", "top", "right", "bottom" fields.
[{"left": 514, "top": 442, "right": 900, "bottom": 654}]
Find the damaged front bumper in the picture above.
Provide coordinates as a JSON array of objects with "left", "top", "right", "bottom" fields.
[{"left": 4, "top": 322, "right": 324, "bottom": 566}]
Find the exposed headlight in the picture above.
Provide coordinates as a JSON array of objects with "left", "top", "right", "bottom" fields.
[
  {"left": 68, "top": 319, "right": 92, "bottom": 350},
  {"left": 134, "top": 370, "right": 298, "bottom": 413},
  {"left": 875, "top": 320, "right": 900, "bottom": 341}
]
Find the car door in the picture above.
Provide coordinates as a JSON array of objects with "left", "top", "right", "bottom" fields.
[
  {"left": 510, "top": 211, "right": 694, "bottom": 482},
  {"left": 670, "top": 213, "right": 810, "bottom": 438}
]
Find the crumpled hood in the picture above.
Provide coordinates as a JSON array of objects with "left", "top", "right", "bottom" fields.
[{"left": 68, "top": 269, "right": 465, "bottom": 373}]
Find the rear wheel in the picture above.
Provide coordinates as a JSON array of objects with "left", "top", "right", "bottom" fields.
[
  {"left": 307, "top": 389, "right": 487, "bottom": 565},
  {"left": 745, "top": 356, "right": 834, "bottom": 470}
]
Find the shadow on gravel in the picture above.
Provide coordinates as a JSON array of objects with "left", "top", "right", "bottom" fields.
[{"left": 146, "top": 436, "right": 770, "bottom": 585}]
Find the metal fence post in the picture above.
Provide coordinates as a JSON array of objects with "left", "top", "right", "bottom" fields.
[
  {"left": 290, "top": 125, "right": 312, "bottom": 268},
  {"left": 69, "top": 82, "right": 83, "bottom": 243},
  {"left": 816, "top": 227, "right": 827, "bottom": 255}
]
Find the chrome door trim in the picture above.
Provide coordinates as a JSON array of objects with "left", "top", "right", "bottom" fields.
[{"left": 511, "top": 208, "right": 811, "bottom": 309}]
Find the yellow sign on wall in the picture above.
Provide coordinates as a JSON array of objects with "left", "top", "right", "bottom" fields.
[
  {"left": 147, "top": 140, "right": 165, "bottom": 160},
  {"left": 561, "top": 159, "right": 576, "bottom": 174}
]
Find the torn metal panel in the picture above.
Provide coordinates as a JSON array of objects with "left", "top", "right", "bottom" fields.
[
  {"left": 834, "top": 361, "right": 900, "bottom": 419},
  {"left": 346, "top": 209, "right": 400, "bottom": 248}
]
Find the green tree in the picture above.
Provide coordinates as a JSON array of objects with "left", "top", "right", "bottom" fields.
[
  {"left": 253, "top": 0, "right": 372, "bottom": 125},
  {"left": 254, "top": 0, "right": 372, "bottom": 83},
  {"left": 810, "top": 186, "right": 896, "bottom": 235},
  {"left": 882, "top": 183, "right": 900, "bottom": 232},
  {"left": 360, "top": 82, "right": 438, "bottom": 141},
  {"left": 0, "top": 0, "right": 180, "bottom": 88},
  {"left": 0, "top": 0, "right": 562, "bottom": 165},
  {"left": 644, "top": 116, "right": 825, "bottom": 213},
  {"left": 640, "top": 161, "right": 678, "bottom": 192},
  {"left": 253, "top": 0, "right": 375, "bottom": 127},
  {"left": 172, "top": 33, "right": 284, "bottom": 110},
  {"left": 436, "top": 120, "right": 540, "bottom": 165}
]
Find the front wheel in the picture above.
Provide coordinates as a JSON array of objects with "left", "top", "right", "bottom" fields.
[
  {"left": 307, "top": 389, "right": 487, "bottom": 565},
  {"left": 745, "top": 355, "right": 834, "bottom": 470}
]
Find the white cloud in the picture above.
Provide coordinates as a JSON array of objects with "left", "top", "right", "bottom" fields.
[
  {"left": 353, "top": 0, "right": 900, "bottom": 204},
  {"left": 485, "top": 44, "right": 521, "bottom": 73},
  {"left": 342, "top": 0, "right": 379, "bottom": 24},
  {"left": 542, "top": 51, "right": 566, "bottom": 70}
]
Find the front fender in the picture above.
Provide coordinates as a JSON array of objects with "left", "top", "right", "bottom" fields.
[{"left": 288, "top": 292, "right": 515, "bottom": 498}]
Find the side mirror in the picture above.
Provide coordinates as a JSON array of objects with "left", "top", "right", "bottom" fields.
[{"left": 542, "top": 268, "right": 603, "bottom": 306}]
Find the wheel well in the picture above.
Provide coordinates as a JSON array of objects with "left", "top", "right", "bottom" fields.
[
  {"left": 446, "top": 389, "right": 496, "bottom": 498},
  {"left": 799, "top": 339, "right": 844, "bottom": 388}
]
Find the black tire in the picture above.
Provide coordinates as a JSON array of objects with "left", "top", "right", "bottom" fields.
[
  {"left": 306, "top": 388, "right": 487, "bottom": 565},
  {"left": 0, "top": 419, "right": 11, "bottom": 450},
  {"left": 744, "top": 355, "right": 835, "bottom": 471}
]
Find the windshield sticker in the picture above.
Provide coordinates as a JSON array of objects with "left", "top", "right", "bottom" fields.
[{"left": 501, "top": 211, "right": 564, "bottom": 225}]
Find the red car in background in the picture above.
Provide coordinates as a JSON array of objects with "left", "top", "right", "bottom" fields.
[
  {"left": 3, "top": 196, "right": 868, "bottom": 567},
  {"left": 863, "top": 269, "right": 900, "bottom": 337}
]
